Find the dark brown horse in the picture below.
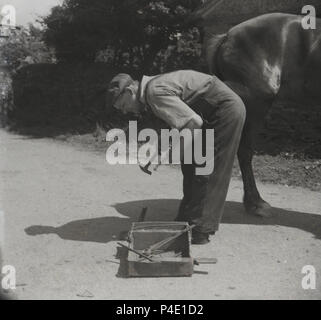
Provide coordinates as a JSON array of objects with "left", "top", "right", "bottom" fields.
[{"left": 204, "top": 13, "right": 321, "bottom": 216}]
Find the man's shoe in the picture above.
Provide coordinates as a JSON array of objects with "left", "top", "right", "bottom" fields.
[{"left": 191, "top": 230, "right": 210, "bottom": 245}]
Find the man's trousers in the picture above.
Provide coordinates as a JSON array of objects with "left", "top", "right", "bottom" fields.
[{"left": 176, "top": 79, "right": 246, "bottom": 234}]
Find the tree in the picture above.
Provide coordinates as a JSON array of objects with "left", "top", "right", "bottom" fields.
[
  {"left": 0, "top": 24, "right": 55, "bottom": 73},
  {"left": 152, "top": 27, "right": 203, "bottom": 73},
  {"left": 42, "top": 0, "right": 203, "bottom": 72},
  {"left": 0, "top": 24, "right": 55, "bottom": 124}
]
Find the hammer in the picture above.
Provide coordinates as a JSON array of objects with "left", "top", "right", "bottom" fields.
[
  {"left": 139, "top": 161, "right": 152, "bottom": 175},
  {"left": 139, "top": 149, "right": 171, "bottom": 176}
]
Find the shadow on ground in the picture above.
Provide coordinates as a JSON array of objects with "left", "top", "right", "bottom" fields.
[{"left": 25, "top": 199, "right": 321, "bottom": 243}]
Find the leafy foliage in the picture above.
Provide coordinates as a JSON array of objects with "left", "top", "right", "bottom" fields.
[
  {"left": 0, "top": 25, "right": 55, "bottom": 73},
  {"left": 0, "top": 25, "right": 55, "bottom": 125},
  {"left": 42, "top": 0, "right": 203, "bottom": 72},
  {"left": 152, "top": 27, "right": 204, "bottom": 73}
]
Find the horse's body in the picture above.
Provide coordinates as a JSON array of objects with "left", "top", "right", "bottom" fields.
[{"left": 205, "top": 13, "right": 321, "bottom": 215}]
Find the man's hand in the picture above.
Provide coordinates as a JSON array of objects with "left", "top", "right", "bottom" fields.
[{"left": 138, "top": 115, "right": 204, "bottom": 176}]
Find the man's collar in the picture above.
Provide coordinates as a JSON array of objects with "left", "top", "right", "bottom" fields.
[{"left": 139, "top": 75, "right": 157, "bottom": 105}]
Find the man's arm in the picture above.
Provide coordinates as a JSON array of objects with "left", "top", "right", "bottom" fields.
[
  {"left": 148, "top": 114, "right": 203, "bottom": 165},
  {"left": 184, "top": 114, "right": 204, "bottom": 130},
  {"left": 140, "top": 96, "right": 204, "bottom": 174}
]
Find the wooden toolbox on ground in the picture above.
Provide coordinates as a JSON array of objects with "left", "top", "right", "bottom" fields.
[{"left": 121, "top": 221, "right": 194, "bottom": 277}]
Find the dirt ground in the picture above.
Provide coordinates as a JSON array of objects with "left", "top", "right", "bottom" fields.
[{"left": 1, "top": 128, "right": 321, "bottom": 300}]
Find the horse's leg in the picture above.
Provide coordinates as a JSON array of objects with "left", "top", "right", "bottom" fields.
[
  {"left": 238, "top": 113, "right": 273, "bottom": 217},
  {"left": 224, "top": 80, "right": 274, "bottom": 217},
  {"left": 238, "top": 95, "right": 279, "bottom": 217}
]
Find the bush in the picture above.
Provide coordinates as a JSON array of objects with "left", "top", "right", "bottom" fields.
[{"left": 10, "top": 63, "right": 118, "bottom": 131}]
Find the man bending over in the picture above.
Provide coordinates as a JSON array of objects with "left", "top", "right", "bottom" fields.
[{"left": 109, "top": 70, "right": 246, "bottom": 245}]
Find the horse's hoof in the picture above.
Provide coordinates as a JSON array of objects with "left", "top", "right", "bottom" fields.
[{"left": 244, "top": 200, "right": 273, "bottom": 218}]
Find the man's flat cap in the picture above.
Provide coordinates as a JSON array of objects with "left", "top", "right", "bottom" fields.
[{"left": 108, "top": 73, "right": 134, "bottom": 105}]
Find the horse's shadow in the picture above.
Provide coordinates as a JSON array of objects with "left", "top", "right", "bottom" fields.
[{"left": 24, "top": 199, "right": 321, "bottom": 243}]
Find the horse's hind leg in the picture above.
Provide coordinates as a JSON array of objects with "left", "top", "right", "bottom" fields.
[
  {"left": 237, "top": 100, "right": 274, "bottom": 217},
  {"left": 224, "top": 81, "right": 275, "bottom": 217}
]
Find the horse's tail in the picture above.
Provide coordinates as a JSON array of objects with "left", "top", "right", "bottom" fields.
[{"left": 203, "top": 32, "right": 227, "bottom": 79}]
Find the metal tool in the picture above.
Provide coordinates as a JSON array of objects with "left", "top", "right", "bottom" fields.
[
  {"left": 194, "top": 258, "right": 218, "bottom": 265},
  {"left": 138, "top": 207, "right": 148, "bottom": 222},
  {"left": 117, "top": 242, "right": 155, "bottom": 262},
  {"left": 143, "top": 225, "right": 196, "bottom": 256},
  {"left": 139, "top": 148, "right": 171, "bottom": 176},
  {"left": 139, "top": 161, "right": 152, "bottom": 175}
]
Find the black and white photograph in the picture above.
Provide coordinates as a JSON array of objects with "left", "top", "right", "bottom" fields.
[{"left": 0, "top": 0, "right": 321, "bottom": 303}]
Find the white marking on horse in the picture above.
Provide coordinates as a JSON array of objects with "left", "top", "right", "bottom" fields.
[{"left": 262, "top": 61, "right": 281, "bottom": 94}]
